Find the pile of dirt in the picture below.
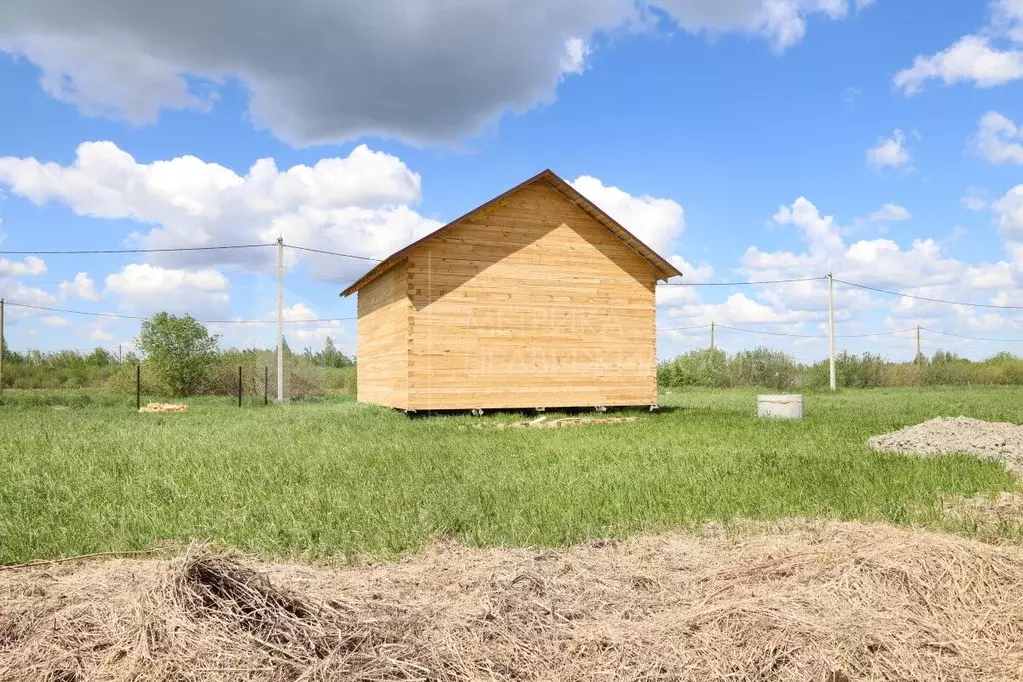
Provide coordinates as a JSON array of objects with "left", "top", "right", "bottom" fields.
[
  {"left": 138, "top": 402, "right": 188, "bottom": 414},
  {"left": 869, "top": 417, "right": 1023, "bottom": 476},
  {"left": 4, "top": 522, "right": 1023, "bottom": 680}
]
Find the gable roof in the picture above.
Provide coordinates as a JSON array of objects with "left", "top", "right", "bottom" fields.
[{"left": 340, "top": 169, "right": 682, "bottom": 297}]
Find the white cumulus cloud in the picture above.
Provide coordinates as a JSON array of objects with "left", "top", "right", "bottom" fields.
[
  {"left": 894, "top": 1, "right": 1023, "bottom": 95},
  {"left": 867, "top": 129, "right": 912, "bottom": 170},
  {"left": 972, "top": 111, "right": 1023, "bottom": 164},
  {"left": 570, "top": 175, "right": 685, "bottom": 256},
  {"left": 0, "top": 141, "right": 442, "bottom": 283},
  {"left": 59, "top": 272, "right": 101, "bottom": 302},
  {"left": 962, "top": 188, "right": 990, "bottom": 211},
  {"left": 653, "top": 0, "right": 872, "bottom": 53},
  {"left": 868, "top": 203, "right": 912, "bottom": 222},
  {"left": 104, "top": 264, "right": 230, "bottom": 317},
  {"left": 771, "top": 197, "right": 844, "bottom": 253},
  {"left": 654, "top": 193, "right": 1023, "bottom": 351},
  {"left": 0, "top": 255, "right": 46, "bottom": 277}
]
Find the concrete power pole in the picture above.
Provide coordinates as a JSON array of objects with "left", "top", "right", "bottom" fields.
[
  {"left": 710, "top": 321, "right": 715, "bottom": 350},
  {"left": 276, "top": 237, "right": 284, "bottom": 403},
  {"left": 916, "top": 325, "right": 922, "bottom": 364},
  {"left": 828, "top": 271, "right": 836, "bottom": 392},
  {"left": 0, "top": 297, "right": 5, "bottom": 398}
]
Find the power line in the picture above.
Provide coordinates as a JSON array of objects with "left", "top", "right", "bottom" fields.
[
  {"left": 0, "top": 301, "right": 355, "bottom": 325},
  {"left": 4, "top": 302, "right": 147, "bottom": 321},
  {"left": 658, "top": 276, "right": 825, "bottom": 287},
  {"left": 284, "top": 244, "right": 383, "bottom": 262},
  {"left": 1, "top": 241, "right": 383, "bottom": 263},
  {"left": 921, "top": 327, "right": 1023, "bottom": 343},
  {"left": 715, "top": 323, "right": 825, "bottom": 339},
  {"left": 657, "top": 324, "right": 711, "bottom": 332},
  {"left": 835, "top": 278, "right": 1023, "bottom": 311},
  {"left": 834, "top": 328, "right": 916, "bottom": 338},
  {"left": 678, "top": 324, "right": 917, "bottom": 340},
  {"left": 0, "top": 243, "right": 275, "bottom": 256},
  {"left": 206, "top": 317, "right": 358, "bottom": 325}
]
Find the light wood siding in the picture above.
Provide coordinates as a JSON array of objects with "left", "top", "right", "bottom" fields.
[
  {"left": 405, "top": 181, "right": 657, "bottom": 410},
  {"left": 356, "top": 261, "right": 409, "bottom": 409}
]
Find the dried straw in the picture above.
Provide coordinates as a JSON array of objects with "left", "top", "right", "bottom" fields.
[{"left": 3, "top": 521, "right": 1023, "bottom": 681}]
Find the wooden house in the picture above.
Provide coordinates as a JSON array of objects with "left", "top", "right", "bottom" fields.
[{"left": 341, "top": 169, "right": 681, "bottom": 412}]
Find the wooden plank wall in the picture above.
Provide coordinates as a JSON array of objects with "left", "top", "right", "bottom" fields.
[
  {"left": 356, "top": 261, "right": 409, "bottom": 409},
  {"left": 406, "top": 181, "right": 657, "bottom": 410}
]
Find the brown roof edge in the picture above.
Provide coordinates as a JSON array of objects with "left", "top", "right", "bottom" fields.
[{"left": 340, "top": 169, "right": 682, "bottom": 297}]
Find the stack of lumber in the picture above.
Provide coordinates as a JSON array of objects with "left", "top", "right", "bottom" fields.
[{"left": 138, "top": 403, "right": 188, "bottom": 413}]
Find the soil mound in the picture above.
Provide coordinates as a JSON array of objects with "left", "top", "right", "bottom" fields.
[{"left": 869, "top": 417, "right": 1023, "bottom": 476}]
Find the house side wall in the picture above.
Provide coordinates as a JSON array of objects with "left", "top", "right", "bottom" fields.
[
  {"left": 405, "top": 181, "right": 657, "bottom": 411},
  {"left": 356, "top": 261, "right": 409, "bottom": 409}
]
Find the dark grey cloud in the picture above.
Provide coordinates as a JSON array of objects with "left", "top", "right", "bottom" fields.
[
  {"left": 0, "top": 0, "right": 638, "bottom": 145},
  {"left": 0, "top": 1, "right": 871, "bottom": 146}
]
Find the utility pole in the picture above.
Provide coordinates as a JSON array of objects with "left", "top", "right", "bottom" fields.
[
  {"left": 828, "top": 270, "right": 836, "bottom": 392},
  {"left": 276, "top": 236, "right": 285, "bottom": 403},
  {"left": 916, "top": 325, "right": 922, "bottom": 364},
  {"left": 118, "top": 344, "right": 122, "bottom": 365},
  {"left": 710, "top": 321, "right": 715, "bottom": 350},
  {"left": 0, "top": 298, "right": 5, "bottom": 398}
]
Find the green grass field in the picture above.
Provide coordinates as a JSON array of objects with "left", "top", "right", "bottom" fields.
[{"left": 1, "top": 387, "right": 1021, "bottom": 565}]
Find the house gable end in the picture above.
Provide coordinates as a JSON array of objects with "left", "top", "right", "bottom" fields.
[{"left": 340, "top": 170, "right": 681, "bottom": 297}]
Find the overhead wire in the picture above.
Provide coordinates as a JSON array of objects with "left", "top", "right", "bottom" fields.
[
  {"left": 0, "top": 301, "right": 355, "bottom": 325},
  {"left": 5, "top": 240, "right": 1023, "bottom": 341},
  {"left": 284, "top": 244, "right": 383, "bottom": 262},
  {"left": 658, "top": 276, "right": 826, "bottom": 286},
  {"left": 921, "top": 327, "right": 1023, "bottom": 343},
  {"left": 657, "top": 324, "right": 917, "bottom": 339},
  {"left": 657, "top": 324, "right": 712, "bottom": 332},
  {"left": 714, "top": 324, "right": 825, "bottom": 339},
  {"left": 834, "top": 278, "right": 1023, "bottom": 311},
  {"left": 0, "top": 243, "right": 275, "bottom": 256}
]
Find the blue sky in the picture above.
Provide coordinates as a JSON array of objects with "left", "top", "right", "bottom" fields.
[{"left": 1, "top": 0, "right": 1022, "bottom": 361}]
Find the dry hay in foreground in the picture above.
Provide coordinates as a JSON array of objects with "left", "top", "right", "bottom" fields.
[
  {"left": 943, "top": 492, "right": 1023, "bottom": 526},
  {"left": 869, "top": 417, "right": 1023, "bottom": 476},
  {"left": 139, "top": 402, "right": 189, "bottom": 414},
  {"left": 3, "top": 522, "right": 1023, "bottom": 681}
]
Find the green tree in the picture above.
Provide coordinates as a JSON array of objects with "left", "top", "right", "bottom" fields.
[
  {"left": 318, "top": 336, "right": 353, "bottom": 368},
  {"left": 1, "top": 336, "right": 21, "bottom": 364},
  {"left": 137, "top": 313, "right": 219, "bottom": 396},
  {"left": 85, "top": 347, "right": 114, "bottom": 367}
]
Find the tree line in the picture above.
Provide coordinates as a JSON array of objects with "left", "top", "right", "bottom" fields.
[
  {"left": 2, "top": 312, "right": 356, "bottom": 396},
  {"left": 8, "top": 313, "right": 1023, "bottom": 396},
  {"left": 658, "top": 347, "right": 1023, "bottom": 390}
]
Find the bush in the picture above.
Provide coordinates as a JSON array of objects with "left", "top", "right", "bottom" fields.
[
  {"left": 137, "top": 313, "right": 219, "bottom": 396},
  {"left": 658, "top": 348, "right": 730, "bottom": 388},
  {"left": 729, "top": 347, "right": 797, "bottom": 389}
]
